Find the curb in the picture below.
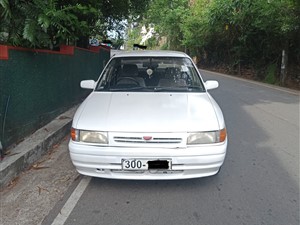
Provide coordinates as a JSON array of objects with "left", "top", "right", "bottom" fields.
[{"left": 0, "top": 106, "right": 77, "bottom": 189}]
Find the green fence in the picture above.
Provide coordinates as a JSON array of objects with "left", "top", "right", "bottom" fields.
[{"left": 0, "top": 45, "right": 110, "bottom": 150}]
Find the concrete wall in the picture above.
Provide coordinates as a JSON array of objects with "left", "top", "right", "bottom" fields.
[{"left": 0, "top": 45, "right": 110, "bottom": 149}]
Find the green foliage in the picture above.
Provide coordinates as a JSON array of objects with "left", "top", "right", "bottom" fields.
[
  {"left": 0, "top": 0, "right": 96, "bottom": 48},
  {"left": 143, "top": 0, "right": 299, "bottom": 82},
  {"left": 126, "top": 24, "right": 143, "bottom": 50},
  {"left": 0, "top": 0, "right": 149, "bottom": 48},
  {"left": 145, "top": 0, "right": 189, "bottom": 50},
  {"left": 146, "top": 36, "right": 159, "bottom": 49},
  {"left": 264, "top": 64, "right": 277, "bottom": 85}
]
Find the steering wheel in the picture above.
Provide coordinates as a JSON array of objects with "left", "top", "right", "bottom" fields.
[{"left": 117, "top": 77, "right": 140, "bottom": 86}]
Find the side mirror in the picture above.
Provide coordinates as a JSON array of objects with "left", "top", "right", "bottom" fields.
[
  {"left": 80, "top": 80, "right": 96, "bottom": 89},
  {"left": 205, "top": 80, "right": 219, "bottom": 90}
]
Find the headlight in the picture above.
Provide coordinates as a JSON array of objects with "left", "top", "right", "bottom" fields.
[
  {"left": 71, "top": 128, "right": 108, "bottom": 144},
  {"left": 187, "top": 128, "right": 226, "bottom": 145}
]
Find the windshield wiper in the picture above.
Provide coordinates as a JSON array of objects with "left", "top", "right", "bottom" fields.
[
  {"left": 153, "top": 87, "right": 182, "bottom": 92},
  {"left": 108, "top": 86, "right": 154, "bottom": 92},
  {"left": 185, "top": 86, "right": 205, "bottom": 91},
  {"left": 154, "top": 86, "right": 204, "bottom": 92}
]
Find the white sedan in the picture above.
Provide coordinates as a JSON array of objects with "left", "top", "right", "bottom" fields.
[{"left": 69, "top": 50, "right": 227, "bottom": 180}]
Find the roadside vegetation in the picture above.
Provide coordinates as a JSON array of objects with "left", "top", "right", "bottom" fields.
[
  {"left": 0, "top": 0, "right": 148, "bottom": 49},
  {"left": 1, "top": 0, "right": 299, "bottom": 87},
  {"left": 139, "top": 0, "right": 300, "bottom": 88}
]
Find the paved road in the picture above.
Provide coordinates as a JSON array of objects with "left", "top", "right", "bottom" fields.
[{"left": 43, "top": 70, "right": 299, "bottom": 225}]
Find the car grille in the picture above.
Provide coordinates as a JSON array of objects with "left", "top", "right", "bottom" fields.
[{"left": 114, "top": 136, "right": 182, "bottom": 144}]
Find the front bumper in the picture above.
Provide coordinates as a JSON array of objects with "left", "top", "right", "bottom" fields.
[{"left": 68, "top": 140, "right": 227, "bottom": 180}]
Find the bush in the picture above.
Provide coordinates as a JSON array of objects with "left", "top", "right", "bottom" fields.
[{"left": 264, "top": 64, "right": 278, "bottom": 85}]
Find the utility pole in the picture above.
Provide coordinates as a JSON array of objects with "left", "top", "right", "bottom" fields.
[{"left": 280, "top": 49, "right": 288, "bottom": 85}]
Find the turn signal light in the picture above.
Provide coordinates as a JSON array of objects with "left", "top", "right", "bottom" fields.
[
  {"left": 220, "top": 128, "right": 227, "bottom": 142},
  {"left": 71, "top": 128, "right": 78, "bottom": 141}
]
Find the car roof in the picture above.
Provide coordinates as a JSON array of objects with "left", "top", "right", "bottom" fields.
[{"left": 111, "top": 50, "right": 190, "bottom": 58}]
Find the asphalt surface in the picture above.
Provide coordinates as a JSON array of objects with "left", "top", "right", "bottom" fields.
[{"left": 3, "top": 70, "right": 299, "bottom": 225}]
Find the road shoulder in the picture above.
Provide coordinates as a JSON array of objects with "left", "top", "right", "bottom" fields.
[{"left": 0, "top": 137, "right": 79, "bottom": 225}]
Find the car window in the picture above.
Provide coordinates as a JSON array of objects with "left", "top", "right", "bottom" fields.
[{"left": 95, "top": 57, "right": 205, "bottom": 92}]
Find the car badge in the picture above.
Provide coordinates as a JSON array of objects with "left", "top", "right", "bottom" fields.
[{"left": 143, "top": 136, "right": 152, "bottom": 141}]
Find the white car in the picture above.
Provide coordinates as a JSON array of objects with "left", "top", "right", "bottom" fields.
[{"left": 69, "top": 50, "right": 227, "bottom": 180}]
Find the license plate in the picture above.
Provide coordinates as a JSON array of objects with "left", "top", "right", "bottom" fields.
[
  {"left": 122, "top": 159, "right": 149, "bottom": 170},
  {"left": 122, "top": 159, "right": 172, "bottom": 170}
]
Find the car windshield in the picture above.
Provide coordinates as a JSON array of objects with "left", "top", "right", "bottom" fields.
[{"left": 95, "top": 57, "right": 205, "bottom": 92}]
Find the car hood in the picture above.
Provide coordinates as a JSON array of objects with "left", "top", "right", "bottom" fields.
[{"left": 74, "top": 92, "right": 220, "bottom": 132}]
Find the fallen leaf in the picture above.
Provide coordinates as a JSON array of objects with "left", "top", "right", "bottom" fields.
[
  {"left": 8, "top": 176, "right": 20, "bottom": 189},
  {"left": 5, "top": 152, "right": 21, "bottom": 157},
  {"left": 4, "top": 150, "right": 11, "bottom": 155},
  {"left": 74, "top": 174, "right": 81, "bottom": 181},
  {"left": 37, "top": 186, "right": 50, "bottom": 195},
  {"left": 30, "top": 159, "right": 49, "bottom": 170},
  {"left": 59, "top": 116, "right": 71, "bottom": 120},
  {"left": 32, "top": 166, "right": 50, "bottom": 170}
]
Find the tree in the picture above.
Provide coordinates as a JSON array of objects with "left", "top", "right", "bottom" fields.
[
  {"left": 0, "top": 0, "right": 150, "bottom": 49},
  {"left": 141, "top": 0, "right": 299, "bottom": 84},
  {"left": 145, "top": 0, "right": 189, "bottom": 50},
  {"left": 182, "top": 0, "right": 299, "bottom": 73}
]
